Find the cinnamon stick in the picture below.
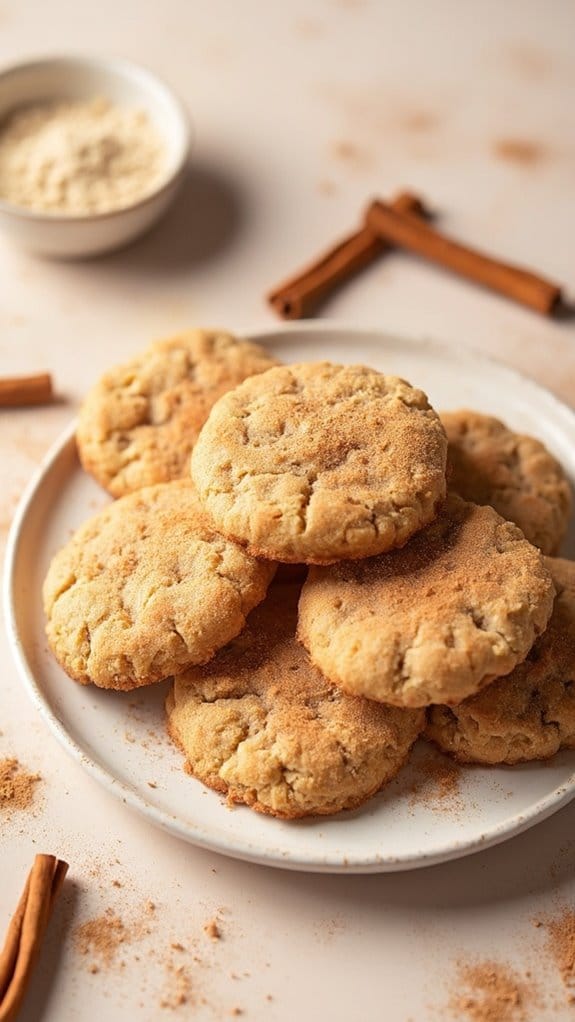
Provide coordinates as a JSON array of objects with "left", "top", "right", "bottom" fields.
[
  {"left": 365, "top": 199, "right": 562, "bottom": 315},
  {"left": 0, "top": 855, "right": 68, "bottom": 1022},
  {"left": 0, "top": 373, "right": 53, "bottom": 408},
  {"left": 268, "top": 191, "right": 427, "bottom": 319}
]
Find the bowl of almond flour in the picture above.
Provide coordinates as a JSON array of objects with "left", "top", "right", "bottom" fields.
[{"left": 0, "top": 55, "right": 191, "bottom": 256}]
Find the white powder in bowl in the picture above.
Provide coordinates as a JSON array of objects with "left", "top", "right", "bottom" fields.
[{"left": 0, "top": 96, "right": 167, "bottom": 215}]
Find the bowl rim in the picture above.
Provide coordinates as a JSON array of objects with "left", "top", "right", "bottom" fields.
[{"left": 0, "top": 52, "right": 192, "bottom": 223}]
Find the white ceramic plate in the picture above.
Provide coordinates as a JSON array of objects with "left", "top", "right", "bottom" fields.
[{"left": 5, "top": 325, "right": 575, "bottom": 873}]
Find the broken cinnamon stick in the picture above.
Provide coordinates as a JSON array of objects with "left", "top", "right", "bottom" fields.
[
  {"left": 0, "top": 855, "right": 68, "bottom": 1022},
  {"left": 0, "top": 373, "right": 53, "bottom": 408},
  {"left": 365, "top": 199, "right": 562, "bottom": 315},
  {"left": 268, "top": 191, "right": 427, "bottom": 319}
]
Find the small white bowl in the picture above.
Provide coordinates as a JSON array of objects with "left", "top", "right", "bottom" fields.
[{"left": 0, "top": 55, "right": 191, "bottom": 257}]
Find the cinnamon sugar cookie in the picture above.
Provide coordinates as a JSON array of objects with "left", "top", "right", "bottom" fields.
[
  {"left": 297, "top": 495, "right": 554, "bottom": 708},
  {"left": 191, "top": 362, "right": 447, "bottom": 564},
  {"left": 442, "top": 409, "right": 571, "bottom": 555},
  {"left": 166, "top": 584, "right": 424, "bottom": 819},
  {"left": 426, "top": 558, "right": 575, "bottom": 764},
  {"left": 77, "top": 329, "right": 279, "bottom": 497},
  {"left": 43, "top": 481, "right": 275, "bottom": 691}
]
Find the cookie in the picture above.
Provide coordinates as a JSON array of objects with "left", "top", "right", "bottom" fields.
[
  {"left": 191, "top": 362, "right": 447, "bottom": 564},
  {"left": 426, "top": 558, "right": 575, "bottom": 764},
  {"left": 297, "top": 495, "right": 555, "bottom": 708},
  {"left": 166, "top": 584, "right": 424, "bottom": 819},
  {"left": 43, "top": 481, "right": 275, "bottom": 690},
  {"left": 76, "top": 329, "right": 279, "bottom": 497},
  {"left": 442, "top": 409, "right": 572, "bottom": 555}
]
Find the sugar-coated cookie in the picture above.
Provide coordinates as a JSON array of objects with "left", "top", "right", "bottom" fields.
[
  {"left": 297, "top": 495, "right": 555, "bottom": 708},
  {"left": 166, "top": 584, "right": 424, "bottom": 818},
  {"left": 425, "top": 557, "right": 575, "bottom": 764},
  {"left": 191, "top": 361, "right": 447, "bottom": 564},
  {"left": 77, "top": 329, "right": 279, "bottom": 497},
  {"left": 442, "top": 409, "right": 571, "bottom": 555},
  {"left": 43, "top": 481, "right": 275, "bottom": 690}
]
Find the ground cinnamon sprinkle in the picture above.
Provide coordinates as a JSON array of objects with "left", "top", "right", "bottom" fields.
[
  {"left": 74, "top": 910, "right": 129, "bottom": 968},
  {"left": 423, "top": 755, "right": 461, "bottom": 800},
  {"left": 160, "top": 959, "right": 193, "bottom": 1010},
  {"left": 204, "top": 918, "right": 221, "bottom": 941},
  {"left": 409, "top": 749, "right": 462, "bottom": 810},
  {"left": 492, "top": 139, "right": 545, "bottom": 166},
  {"left": 448, "top": 960, "right": 533, "bottom": 1022},
  {"left": 0, "top": 757, "right": 41, "bottom": 814},
  {"left": 537, "top": 909, "right": 575, "bottom": 1000}
]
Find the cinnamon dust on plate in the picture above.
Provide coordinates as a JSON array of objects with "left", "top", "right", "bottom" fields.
[
  {"left": 408, "top": 748, "right": 463, "bottom": 813},
  {"left": 420, "top": 753, "right": 461, "bottom": 801}
]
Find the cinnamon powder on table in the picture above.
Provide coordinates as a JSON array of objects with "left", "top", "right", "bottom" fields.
[
  {"left": 537, "top": 909, "right": 575, "bottom": 1000},
  {"left": 204, "top": 918, "right": 222, "bottom": 941},
  {"left": 76, "top": 909, "right": 197, "bottom": 1010},
  {"left": 160, "top": 959, "right": 193, "bottom": 1010},
  {"left": 0, "top": 757, "right": 41, "bottom": 814},
  {"left": 492, "top": 139, "right": 545, "bottom": 167},
  {"left": 74, "top": 910, "right": 129, "bottom": 971},
  {"left": 448, "top": 959, "right": 535, "bottom": 1022}
]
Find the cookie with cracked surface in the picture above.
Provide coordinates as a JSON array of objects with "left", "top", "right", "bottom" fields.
[
  {"left": 166, "top": 584, "right": 424, "bottom": 819},
  {"left": 426, "top": 558, "right": 575, "bottom": 764},
  {"left": 297, "top": 495, "right": 555, "bottom": 708},
  {"left": 76, "top": 329, "right": 280, "bottom": 497},
  {"left": 442, "top": 409, "right": 572, "bottom": 555},
  {"left": 191, "top": 362, "right": 447, "bottom": 564},
  {"left": 43, "top": 481, "right": 275, "bottom": 691}
]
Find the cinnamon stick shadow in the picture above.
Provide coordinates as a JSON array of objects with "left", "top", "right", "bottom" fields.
[
  {"left": 553, "top": 297, "right": 575, "bottom": 322},
  {"left": 16, "top": 880, "right": 80, "bottom": 1022}
]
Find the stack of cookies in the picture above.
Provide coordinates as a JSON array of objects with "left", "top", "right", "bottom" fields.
[{"left": 43, "top": 328, "right": 575, "bottom": 820}]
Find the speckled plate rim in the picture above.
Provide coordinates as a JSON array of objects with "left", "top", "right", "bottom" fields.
[{"left": 4, "top": 324, "right": 575, "bottom": 874}]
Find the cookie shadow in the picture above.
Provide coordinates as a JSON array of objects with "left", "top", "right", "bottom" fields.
[
  {"left": 209, "top": 796, "right": 575, "bottom": 932},
  {"left": 213, "top": 744, "right": 575, "bottom": 919},
  {"left": 559, "top": 508, "right": 575, "bottom": 559}
]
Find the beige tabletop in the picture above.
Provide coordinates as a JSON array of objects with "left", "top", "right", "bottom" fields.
[{"left": 2, "top": 1, "right": 575, "bottom": 1020}]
